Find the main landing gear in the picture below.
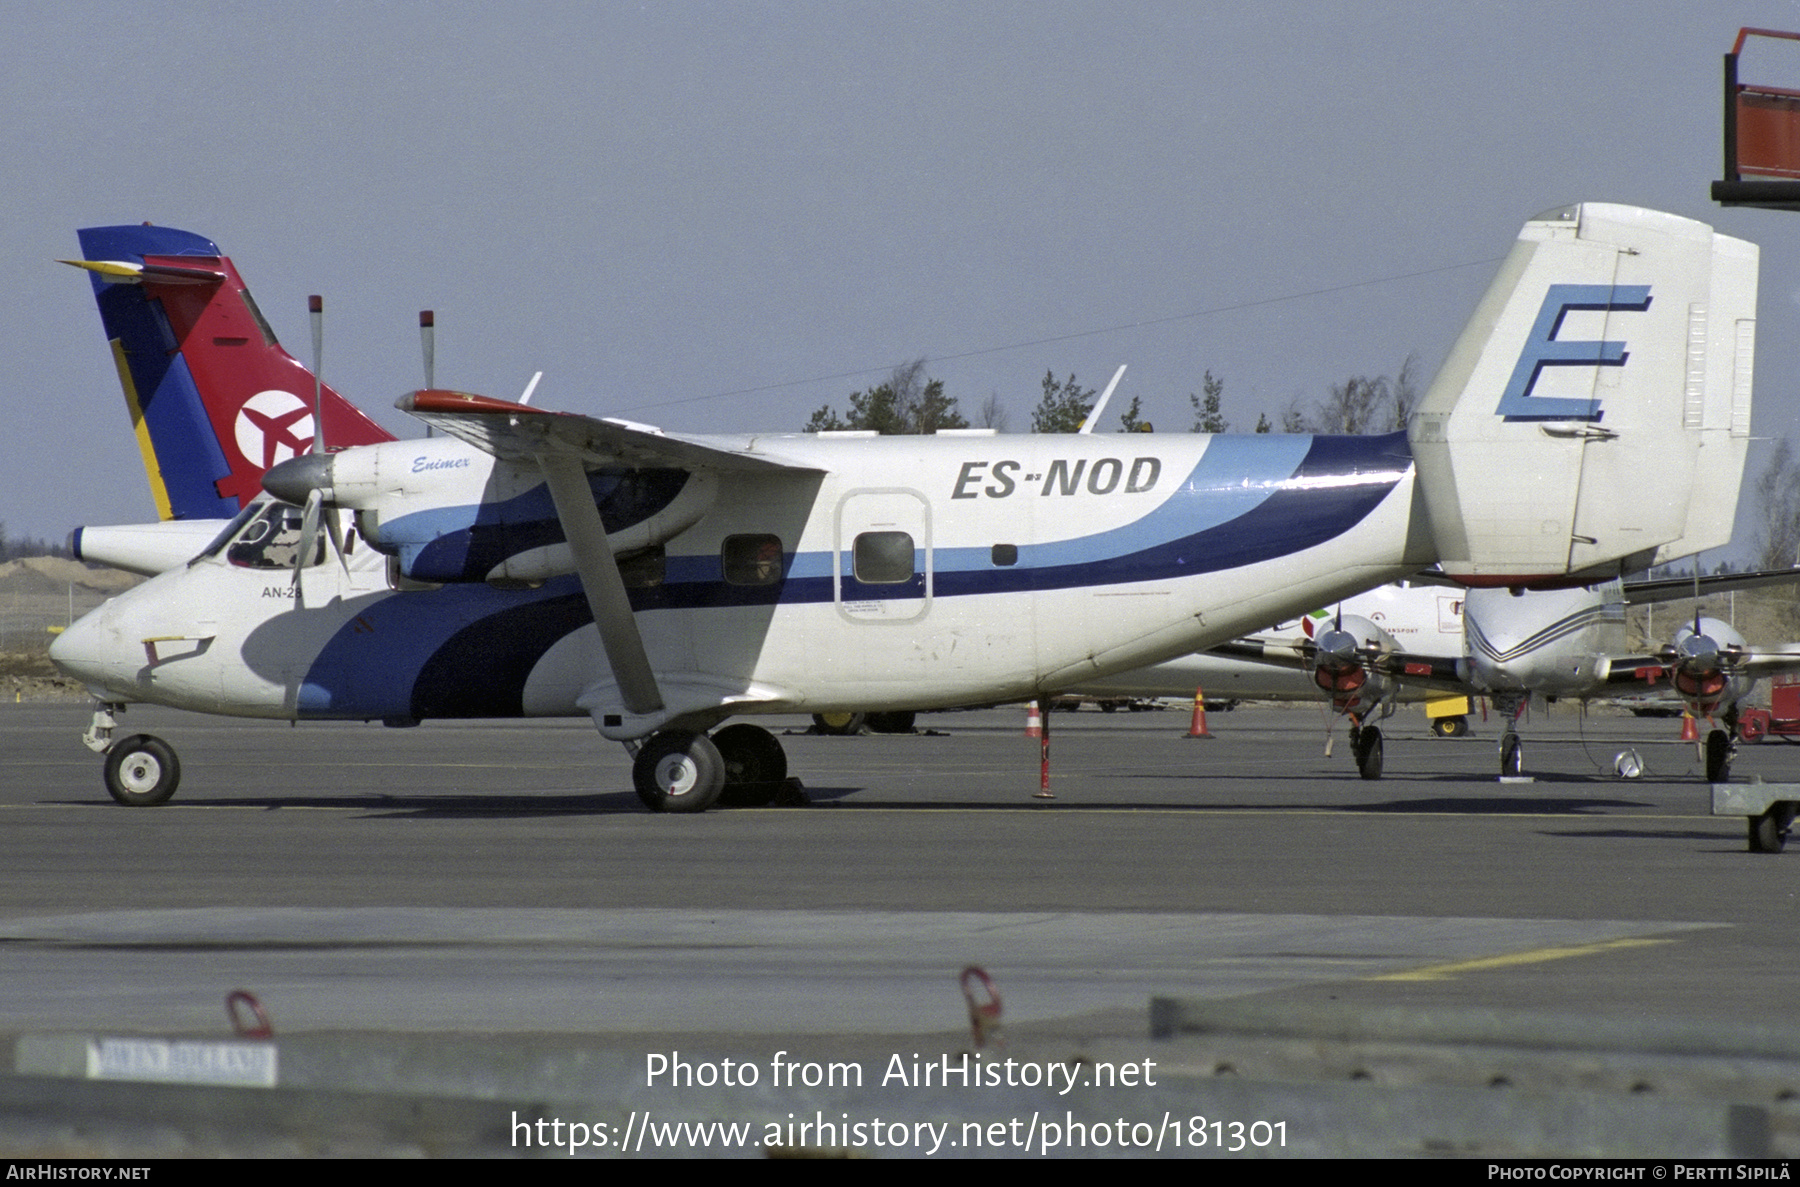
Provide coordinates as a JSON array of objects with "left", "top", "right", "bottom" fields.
[
  {"left": 1703, "top": 705, "right": 1741, "bottom": 784},
  {"left": 631, "top": 723, "right": 794, "bottom": 812},
  {"left": 809, "top": 710, "right": 916, "bottom": 736},
  {"left": 1705, "top": 729, "right": 1735, "bottom": 783},
  {"left": 1348, "top": 723, "right": 1383, "bottom": 780}
]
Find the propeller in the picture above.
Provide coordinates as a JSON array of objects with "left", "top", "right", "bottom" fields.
[
  {"left": 288, "top": 294, "right": 346, "bottom": 593},
  {"left": 421, "top": 310, "right": 434, "bottom": 437},
  {"left": 309, "top": 295, "right": 324, "bottom": 455},
  {"left": 1313, "top": 605, "right": 1361, "bottom": 673}
]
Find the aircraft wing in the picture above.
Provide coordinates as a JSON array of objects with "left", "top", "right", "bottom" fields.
[
  {"left": 397, "top": 390, "right": 822, "bottom": 474},
  {"left": 1622, "top": 567, "right": 1800, "bottom": 604},
  {"left": 1601, "top": 647, "right": 1800, "bottom": 688},
  {"left": 1207, "top": 638, "right": 1470, "bottom": 694}
]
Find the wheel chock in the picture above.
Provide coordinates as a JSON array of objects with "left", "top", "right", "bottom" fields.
[
  {"left": 227, "top": 989, "right": 273, "bottom": 1038},
  {"left": 961, "top": 966, "right": 1004, "bottom": 1048}
]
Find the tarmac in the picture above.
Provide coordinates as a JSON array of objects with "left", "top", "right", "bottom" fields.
[{"left": 3, "top": 700, "right": 1798, "bottom": 1157}]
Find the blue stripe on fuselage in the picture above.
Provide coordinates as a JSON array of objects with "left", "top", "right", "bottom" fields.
[{"left": 299, "top": 433, "right": 1411, "bottom": 718}]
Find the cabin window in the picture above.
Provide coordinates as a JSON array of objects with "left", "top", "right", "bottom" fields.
[
  {"left": 722, "top": 534, "right": 784, "bottom": 585},
  {"left": 991, "top": 544, "right": 1018, "bottom": 567},
  {"left": 854, "top": 531, "right": 915, "bottom": 584}
]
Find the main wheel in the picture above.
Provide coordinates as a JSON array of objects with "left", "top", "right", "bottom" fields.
[
  {"left": 1355, "top": 726, "right": 1384, "bottom": 780},
  {"left": 712, "top": 724, "right": 788, "bottom": 807},
  {"left": 1705, "top": 729, "right": 1733, "bottom": 783},
  {"left": 1500, "top": 733, "right": 1523, "bottom": 777},
  {"left": 632, "top": 730, "right": 726, "bottom": 813},
  {"left": 865, "top": 711, "right": 917, "bottom": 734},
  {"left": 811, "top": 712, "right": 867, "bottom": 736},
  {"left": 1431, "top": 716, "right": 1469, "bottom": 738},
  {"left": 103, "top": 735, "right": 181, "bottom": 806},
  {"left": 1750, "top": 804, "right": 1796, "bottom": 853}
]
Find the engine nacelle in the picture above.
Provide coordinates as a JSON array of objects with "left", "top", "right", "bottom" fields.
[
  {"left": 1307, "top": 613, "right": 1399, "bottom": 716},
  {"left": 264, "top": 439, "right": 717, "bottom": 585},
  {"left": 1670, "top": 616, "right": 1752, "bottom": 715}
]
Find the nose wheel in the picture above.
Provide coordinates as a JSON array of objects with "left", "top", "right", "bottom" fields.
[
  {"left": 1499, "top": 732, "right": 1523, "bottom": 777},
  {"left": 103, "top": 735, "right": 182, "bottom": 806}
]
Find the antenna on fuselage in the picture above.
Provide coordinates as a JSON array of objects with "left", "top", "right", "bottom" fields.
[{"left": 1077, "top": 365, "right": 1128, "bottom": 434}]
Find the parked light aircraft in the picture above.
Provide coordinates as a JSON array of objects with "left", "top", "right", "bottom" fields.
[
  {"left": 1089, "top": 572, "right": 1800, "bottom": 783},
  {"left": 51, "top": 205, "right": 1760, "bottom": 813}
]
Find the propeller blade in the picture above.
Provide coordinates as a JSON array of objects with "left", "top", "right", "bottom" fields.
[
  {"left": 293, "top": 489, "right": 322, "bottom": 587},
  {"left": 419, "top": 310, "right": 435, "bottom": 389},
  {"left": 323, "top": 506, "right": 348, "bottom": 574},
  {"left": 309, "top": 294, "right": 325, "bottom": 455},
  {"left": 420, "top": 311, "right": 435, "bottom": 439}
]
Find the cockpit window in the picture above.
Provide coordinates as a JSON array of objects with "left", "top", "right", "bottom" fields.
[
  {"left": 225, "top": 502, "right": 325, "bottom": 570},
  {"left": 198, "top": 500, "right": 264, "bottom": 562}
]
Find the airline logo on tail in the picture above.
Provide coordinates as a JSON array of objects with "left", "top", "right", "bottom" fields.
[
  {"left": 1497, "top": 284, "right": 1652, "bottom": 422},
  {"left": 72, "top": 225, "right": 394, "bottom": 521},
  {"left": 235, "top": 391, "right": 317, "bottom": 468}
]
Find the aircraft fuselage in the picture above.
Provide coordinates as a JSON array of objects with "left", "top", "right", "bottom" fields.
[{"left": 55, "top": 430, "right": 1427, "bottom": 736}]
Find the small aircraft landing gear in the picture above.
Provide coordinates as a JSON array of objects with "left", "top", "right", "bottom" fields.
[
  {"left": 632, "top": 730, "right": 726, "bottom": 813},
  {"left": 712, "top": 723, "right": 789, "bottom": 807},
  {"left": 1499, "top": 732, "right": 1524, "bottom": 777},
  {"left": 103, "top": 734, "right": 182, "bottom": 807},
  {"left": 1751, "top": 804, "right": 1796, "bottom": 853},
  {"left": 1350, "top": 724, "right": 1383, "bottom": 780},
  {"left": 811, "top": 711, "right": 866, "bottom": 736},
  {"left": 1705, "top": 729, "right": 1734, "bottom": 783}
]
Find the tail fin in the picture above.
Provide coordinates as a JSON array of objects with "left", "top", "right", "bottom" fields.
[
  {"left": 70, "top": 225, "right": 395, "bottom": 520},
  {"left": 1412, "top": 203, "right": 1757, "bottom": 585}
]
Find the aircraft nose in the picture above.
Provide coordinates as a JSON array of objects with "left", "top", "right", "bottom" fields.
[{"left": 49, "top": 606, "right": 114, "bottom": 690}]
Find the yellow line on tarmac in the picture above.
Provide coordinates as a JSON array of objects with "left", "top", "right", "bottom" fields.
[{"left": 1371, "top": 936, "right": 1673, "bottom": 982}]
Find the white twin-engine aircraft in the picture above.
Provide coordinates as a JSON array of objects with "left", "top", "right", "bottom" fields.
[
  {"left": 1097, "top": 571, "right": 1800, "bottom": 784},
  {"left": 52, "top": 204, "right": 1760, "bottom": 811}
]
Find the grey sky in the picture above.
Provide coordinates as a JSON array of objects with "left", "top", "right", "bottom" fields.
[{"left": 7, "top": 1, "right": 1800, "bottom": 556}]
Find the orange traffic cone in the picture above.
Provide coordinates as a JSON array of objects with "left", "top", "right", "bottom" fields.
[
  {"left": 1679, "top": 713, "right": 1699, "bottom": 742},
  {"left": 1186, "top": 688, "right": 1212, "bottom": 738},
  {"left": 1024, "top": 701, "right": 1042, "bottom": 738}
]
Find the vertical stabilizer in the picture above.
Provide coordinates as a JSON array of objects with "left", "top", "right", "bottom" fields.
[
  {"left": 71, "top": 225, "right": 395, "bottom": 520},
  {"left": 1410, "top": 204, "right": 1758, "bottom": 584}
]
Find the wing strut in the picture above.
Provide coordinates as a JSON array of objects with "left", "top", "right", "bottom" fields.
[{"left": 539, "top": 456, "right": 665, "bottom": 716}]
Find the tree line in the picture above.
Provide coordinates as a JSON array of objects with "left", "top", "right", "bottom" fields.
[
  {"left": 0, "top": 522, "right": 74, "bottom": 563},
  {"left": 803, "top": 355, "right": 1422, "bottom": 437}
]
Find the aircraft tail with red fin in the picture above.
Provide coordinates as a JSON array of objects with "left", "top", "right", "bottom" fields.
[{"left": 70, "top": 225, "right": 395, "bottom": 521}]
